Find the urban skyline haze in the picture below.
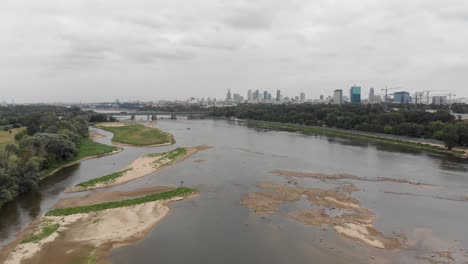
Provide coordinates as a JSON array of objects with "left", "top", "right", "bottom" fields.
[{"left": 1, "top": 0, "right": 468, "bottom": 103}]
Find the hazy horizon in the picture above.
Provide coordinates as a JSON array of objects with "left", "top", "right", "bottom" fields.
[{"left": 2, "top": 0, "right": 468, "bottom": 103}]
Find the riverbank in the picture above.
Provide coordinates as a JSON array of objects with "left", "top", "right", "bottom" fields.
[
  {"left": 243, "top": 120, "right": 467, "bottom": 158},
  {"left": 97, "top": 122, "right": 175, "bottom": 147},
  {"left": 0, "top": 187, "right": 197, "bottom": 264},
  {"left": 67, "top": 145, "right": 212, "bottom": 192},
  {"left": 40, "top": 138, "right": 121, "bottom": 179}
]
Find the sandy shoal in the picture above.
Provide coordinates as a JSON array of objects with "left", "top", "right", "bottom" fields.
[
  {"left": 1, "top": 188, "right": 196, "bottom": 264},
  {"left": 67, "top": 145, "right": 212, "bottom": 193}
]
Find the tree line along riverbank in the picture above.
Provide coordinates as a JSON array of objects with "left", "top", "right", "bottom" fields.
[{"left": 210, "top": 104, "right": 468, "bottom": 151}]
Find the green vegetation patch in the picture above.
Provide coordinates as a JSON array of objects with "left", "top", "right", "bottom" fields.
[
  {"left": 148, "top": 147, "right": 187, "bottom": 160},
  {"left": 97, "top": 124, "right": 173, "bottom": 146},
  {"left": 0, "top": 127, "right": 25, "bottom": 149},
  {"left": 21, "top": 221, "right": 59, "bottom": 244},
  {"left": 41, "top": 138, "right": 118, "bottom": 178},
  {"left": 46, "top": 187, "right": 196, "bottom": 216},
  {"left": 76, "top": 169, "right": 132, "bottom": 188}
]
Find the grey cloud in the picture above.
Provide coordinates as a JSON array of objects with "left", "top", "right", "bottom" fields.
[
  {"left": 224, "top": 9, "right": 273, "bottom": 30},
  {"left": 1, "top": 0, "right": 468, "bottom": 102}
]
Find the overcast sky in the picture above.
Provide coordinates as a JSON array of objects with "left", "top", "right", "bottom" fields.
[{"left": 1, "top": 0, "right": 468, "bottom": 103}]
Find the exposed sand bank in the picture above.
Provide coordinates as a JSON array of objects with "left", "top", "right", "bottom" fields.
[
  {"left": 241, "top": 181, "right": 405, "bottom": 250},
  {"left": 272, "top": 170, "right": 437, "bottom": 189},
  {"left": 90, "top": 130, "right": 106, "bottom": 140},
  {"left": 96, "top": 122, "right": 129, "bottom": 127},
  {"left": 67, "top": 145, "right": 212, "bottom": 193},
  {"left": 1, "top": 188, "right": 196, "bottom": 264}
]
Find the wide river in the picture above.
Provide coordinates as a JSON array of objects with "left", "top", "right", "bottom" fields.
[{"left": 1, "top": 119, "right": 468, "bottom": 263}]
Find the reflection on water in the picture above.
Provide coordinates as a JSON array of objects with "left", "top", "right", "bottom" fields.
[{"left": 1, "top": 119, "right": 468, "bottom": 263}]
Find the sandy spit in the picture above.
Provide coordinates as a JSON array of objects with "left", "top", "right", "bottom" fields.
[
  {"left": 67, "top": 145, "right": 212, "bottom": 193},
  {"left": 1, "top": 189, "right": 197, "bottom": 264}
]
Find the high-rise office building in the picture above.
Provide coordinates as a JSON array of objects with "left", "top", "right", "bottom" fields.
[
  {"left": 276, "top": 90, "right": 281, "bottom": 101},
  {"left": 394, "top": 91, "right": 410, "bottom": 104},
  {"left": 369, "top": 88, "right": 375, "bottom": 103},
  {"left": 432, "top": 96, "right": 448, "bottom": 105},
  {"left": 334, "top": 89, "right": 343, "bottom": 105},
  {"left": 350, "top": 86, "right": 361, "bottom": 104},
  {"left": 247, "top": 90, "right": 252, "bottom": 101},
  {"left": 300, "top": 92, "right": 306, "bottom": 102},
  {"left": 226, "top": 89, "right": 232, "bottom": 101},
  {"left": 254, "top": 90, "right": 260, "bottom": 101},
  {"left": 263, "top": 91, "right": 268, "bottom": 101}
]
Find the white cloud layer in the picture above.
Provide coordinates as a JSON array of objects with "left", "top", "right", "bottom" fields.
[{"left": 1, "top": 0, "right": 468, "bottom": 102}]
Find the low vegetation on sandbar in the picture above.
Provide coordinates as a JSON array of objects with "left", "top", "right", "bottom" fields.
[
  {"left": 2, "top": 187, "right": 197, "bottom": 264},
  {"left": 21, "top": 221, "right": 59, "bottom": 244},
  {"left": 97, "top": 123, "right": 174, "bottom": 146},
  {"left": 68, "top": 146, "right": 210, "bottom": 192},
  {"left": 75, "top": 169, "right": 133, "bottom": 188},
  {"left": 47, "top": 187, "right": 196, "bottom": 216}
]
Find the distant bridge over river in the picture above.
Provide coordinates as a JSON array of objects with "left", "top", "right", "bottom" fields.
[{"left": 102, "top": 110, "right": 211, "bottom": 120}]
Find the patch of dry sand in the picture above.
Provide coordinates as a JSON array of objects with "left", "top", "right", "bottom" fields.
[
  {"left": 2, "top": 189, "right": 196, "bottom": 264},
  {"left": 240, "top": 181, "right": 405, "bottom": 250},
  {"left": 67, "top": 146, "right": 212, "bottom": 193},
  {"left": 89, "top": 131, "right": 106, "bottom": 140},
  {"left": 96, "top": 122, "right": 129, "bottom": 127}
]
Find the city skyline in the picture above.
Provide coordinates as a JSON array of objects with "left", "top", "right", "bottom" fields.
[{"left": 2, "top": 1, "right": 468, "bottom": 103}]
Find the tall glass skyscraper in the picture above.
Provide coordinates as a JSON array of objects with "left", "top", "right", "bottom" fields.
[{"left": 350, "top": 86, "right": 361, "bottom": 103}]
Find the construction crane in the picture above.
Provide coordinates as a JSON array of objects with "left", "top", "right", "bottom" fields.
[
  {"left": 420, "top": 90, "right": 446, "bottom": 105},
  {"left": 381, "top": 87, "right": 401, "bottom": 104}
]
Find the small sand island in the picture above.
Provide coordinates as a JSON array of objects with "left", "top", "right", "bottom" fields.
[
  {"left": 67, "top": 145, "right": 212, "bottom": 193},
  {"left": 96, "top": 122, "right": 174, "bottom": 147},
  {"left": 0, "top": 187, "right": 197, "bottom": 264}
]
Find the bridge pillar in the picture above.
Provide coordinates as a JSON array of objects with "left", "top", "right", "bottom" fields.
[
  {"left": 147, "top": 114, "right": 150, "bottom": 121},
  {"left": 171, "top": 113, "right": 176, "bottom": 120},
  {"left": 151, "top": 115, "right": 157, "bottom": 120},
  {"left": 131, "top": 114, "right": 135, "bottom": 120}
]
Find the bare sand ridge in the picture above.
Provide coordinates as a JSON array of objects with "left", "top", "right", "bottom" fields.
[
  {"left": 96, "top": 122, "right": 128, "bottom": 127},
  {"left": 1, "top": 188, "right": 196, "bottom": 264},
  {"left": 240, "top": 181, "right": 405, "bottom": 249},
  {"left": 272, "top": 170, "right": 437, "bottom": 188},
  {"left": 89, "top": 131, "right": 106, "bottom": 140},
  {"left": 67, "top": 145, "right": 212, "bottom": 193}
]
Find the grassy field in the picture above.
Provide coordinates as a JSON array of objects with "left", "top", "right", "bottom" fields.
[
  {"left": 245, "top": 120, "right": 459, "bottom": 156},
  {"left": 46, "top": 187, "right": 196, "bottom": 216},
  {"left": 97, "top": 124, "right": 173, "bottom": 146},
  {"left": 41, "top": 138, "right": 119, "bottom": 178},
  {"left": 0, "top": 127, "right": 25, "bottom": 149},
  {"left": 76, "top": 169, "right": 132, "bottom": 188}
]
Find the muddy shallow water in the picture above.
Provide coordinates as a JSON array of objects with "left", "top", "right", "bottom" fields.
[{"left": 1, "top": 119, "right": 468, "bottom": 263}]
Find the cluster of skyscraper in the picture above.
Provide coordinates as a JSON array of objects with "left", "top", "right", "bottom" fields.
[
  {"left": 226, "top": 89, "right": 306, "bottom": 103},
  {"left": 224, "top": 85, "right": 453, "bottom": 106},
  {"left": 333, "top": 86, "right": 362, "bottom": 105}
]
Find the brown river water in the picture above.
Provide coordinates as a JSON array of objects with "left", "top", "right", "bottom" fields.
[{"left": 1, "top": 119, "right": 468, "bottom": 263}]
